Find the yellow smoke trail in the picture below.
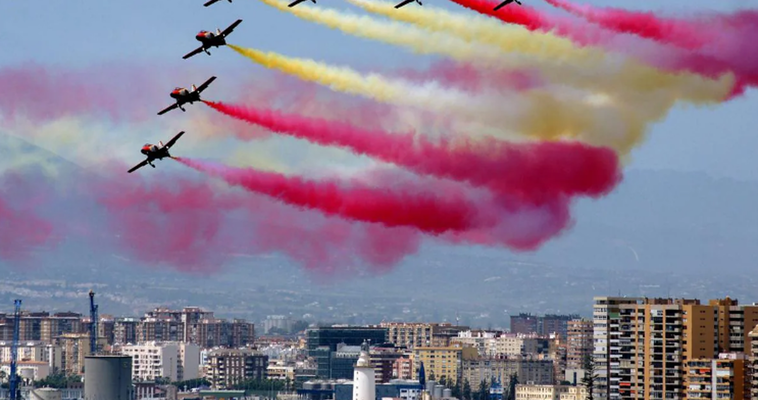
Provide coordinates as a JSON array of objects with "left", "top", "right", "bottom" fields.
[
  {"left": 257, "top": 0, "right": 735, "bottom": 104},
  {"left": 228, "top": 44, "right": 732, "bottom": 154}
]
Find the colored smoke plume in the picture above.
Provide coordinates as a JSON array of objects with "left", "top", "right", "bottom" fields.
[
  {"left": 348, "top": 0, "right": 731, "bottom": 101},
  {"left": 447, "top": 0, "right": 749, "bottom": 97},
  {"left": 0, "top": 173, "right": 57, "bottom": 263},
  {"left": 92, "top": 170, "right": 423, "bottom": 274},
  {"left": 228, "top": 44, "right": 733, "bottom": 154},
  {"left": 175, "top": 157, "right": 576, "bottom": 251},
  {"left": 174, "top": 157, "right": 485, "bottom": 235},
  {"left": 203, "top": 100, "right": 622, "bottom": 204},
  {"left": 544, "top": 0, "right": 721, "bottom": 50}
]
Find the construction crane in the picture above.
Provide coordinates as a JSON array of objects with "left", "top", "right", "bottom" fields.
[
  {"left": 10, "top": 299, "right": 21, "bottom": 400},
  {"left": 89, "top": 290, "right": 98, "bottom": 355}
]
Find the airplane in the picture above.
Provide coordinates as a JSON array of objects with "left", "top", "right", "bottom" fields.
[
  {"left": 288, "top": 0, "right": 316, "bottom": 7},
  {"left": 182, "top": 19, "right": 243, "bottom": 60},
  {"left": 157, "top": 76, "right": 217, "bottom": 116},
  {"left": 394, "top": 0, "right": 421, "bottom": 8},
  {"left": 493, "top": 0, "right": 521, "bottom": 11},
  {"left": 203, "top": 0, "right": 231, "bottom": 6},
  {"left": 127, "top": 131, "right": 185, "bottom": 173}
]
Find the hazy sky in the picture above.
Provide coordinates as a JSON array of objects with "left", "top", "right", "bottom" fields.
[
  {"left": 3, "top": 0, "right": 757, "bottom": 181},
  {"left": 2, "top": 0, "right": 758, "bottom": 284}
]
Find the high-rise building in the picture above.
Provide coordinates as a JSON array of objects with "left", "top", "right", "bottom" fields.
[
  {"left": 136, "top": 307, "right": 254, "bottom": 348},
  {"left": 461, "top": 355, "right": 555, "bottom": 387},
  {"left": 121, "top": 341, "right": 200, "bottom": 382},
  {"left": 565, "top": 319, "right": 592, "bottom": 384},
  {"left": 510, "top": 314, "right": 579, "bottom": 339},
  {"left": 592, "top": 296, "right": 642, "bottom": 400},
  {"left": 263, "top": 315, "right": 294, "bottom": 335},
  {"left": 380, "top": 323, "right": 469, "bottom": 349},
  {"left": 113, "top": 318, "right": 138, "bottom": 345},
  {"left": 206, "top": 348, "right": 268, "bottom": 389},
  {"left": 510, "top": 314, "right": 539, "bottom": 335},
  {"left": 306, "top": 326, "right": 388, "bottom": 379},
  {"left": 593, "top": 296, "right": 758, "bottom": 400},
  {"left": 685, "top": 353, "right": 748, "bottom": 400},
  {"left": 412, "top": 345, "right": 478, "bottom": 385}
]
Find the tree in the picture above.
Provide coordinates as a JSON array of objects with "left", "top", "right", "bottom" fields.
[
  {"left": 503, "top": 373, "right": 517, "bottom": 400},
  {"left": 462, "top": 378, "right": 472, "bottom": 400},
  {"left": 476, "top": 379, "right": 489, "bottom": 400},
  {"left": 451, "top": 380, "right": 462, "bottom": 399},
  {"left": 580, "top": 354, "right": 598, "bottom": 400}
]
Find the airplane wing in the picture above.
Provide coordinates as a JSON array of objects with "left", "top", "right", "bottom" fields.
[
  {"left": 157, "top": 103, "right": 179, "bottom": 116},
  {"left": 493, "top": 0, "right": 513, "bottom": 10},
  {"left": 221, "top": 19, "right": 243, "bottom": 37},
  {"left": 203, "top": 0, "right": 221, "bottom": 6},
  {"left": 195, "top": 76, "right": 217, "bottom": 94},
  {"left": 164, "top": 131, "right": 186, "bottom": 149},
  {"left": 182, "top": 46, "right": 205, "bottom": 60},
  {"left": 394, "top": 0, "right": 415, "bottom": 8},
  {"left": 128, "top": 159, "right": 149, "bottom": 174},
  {"left": 288, "top": 0, "right": 308, "bottom": 7}
]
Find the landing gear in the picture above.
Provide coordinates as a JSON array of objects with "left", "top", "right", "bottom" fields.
[{"left": 204, "top": 49, "right": 211, "bottom": 56}]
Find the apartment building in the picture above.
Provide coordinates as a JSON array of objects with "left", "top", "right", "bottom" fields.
[
  {"left": 411, "top": 345, "right": 477, "bottom": 385},
  {"left": 566, "top": 319, "right": 593, "bottom": 371},
  {"left": 515, "top": 384, "right": 587, "bottom": 400},
  {"left": 371, "top": 345, "right": 406, "bottom": 383},
  {"left": 462, "top": 355, "right": 555, "bottom": 387},
  {"left": 59, "top": 333, "right": 90, "bottom": 374},
  {"left": 593, "top": 296, "right": 758, "bottom": 400},
  {"left": 684, "top": 352, "right": 747, "bottom": 400},
  {"left": 137, "top": 307, "right": 254, "bottom": 348},
  {"left": 114, "top": 318, "right": 139, "bottom": 345},
  {"left": 380, "top": 323, "right": 470, "bottom": 349},
  {"left": 748, "top": 326, "right": 758, "bottom": 400},
  {"left": 121, "top": 341, "right": 200, "bottom": 382},
  {"left": 510, "top": 314, "right": 579, "bottom": 339},
  {"left": 0, "top": 311, "right": 84, "bottom": 343},
  {"left": 593, "top": 296, "right": 642, "bottom": 400},
  {"left": 206, "top": 348, "right": 268, "bottom": 389}
]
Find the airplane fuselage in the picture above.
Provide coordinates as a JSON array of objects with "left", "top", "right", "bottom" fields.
[
  {"left": 169, "top": 89, "right": 201, "bottom": 106},
  {"left": 140, "top": 144, "right": 172, "bottom": 166},
  {"left": 196, "top": 31, "right": 227, "bottom": 51}
]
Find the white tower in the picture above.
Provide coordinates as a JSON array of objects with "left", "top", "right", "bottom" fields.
[{"left": 352, "top": 341, "right": 376, "bottom": 400}]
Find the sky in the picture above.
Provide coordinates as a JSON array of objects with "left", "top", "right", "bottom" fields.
[
  {"left": 2, "top": 0, "right": 757, "bottom": 180},
  {"left": 2, "top": 0, "right": 758, "bottom": 280}
]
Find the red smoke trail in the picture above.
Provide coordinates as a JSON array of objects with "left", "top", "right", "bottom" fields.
[
  {"left": 450, "top": 0, "right": 754, "bottom": 97},
  {"left": 0, "top": 173, "right": 57, "bottom": 263},
  {"left": 0, "top": 196, "right": 54, "bottom": 262},
  {"left": 203, "top": 100, "right": 621, "bottom": 204},
  {"left": 395, "top": 60, "right": 544, "bottom": 94},
  {"left": 543, "top": 0, "right": 712, "bottom": 50},
  {"left": 175, "top": 158, "right": 575, "bottom": 251},
  {"left": 91, "top": 169, "right": 423, "bottom": 275},
  {"left": 174, "top": 157, "right": 486, "bottom": 235}
]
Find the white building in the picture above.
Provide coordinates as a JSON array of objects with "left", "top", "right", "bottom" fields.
[
  {"left": 262, "top": 315, "right": 294, "bottom": 334},
  {"left": 0, "top": 360, "right": 50, "bottom": 382},
  {"left": 0, "top": 342, "right": 48, "bottom": 363},
  {"left": 353, "top": 341, "right": 376, "bottom": 400},
  {"left": 515, "top": 384, "right": 587, "bottom": 400},
  {"left": 121, "top": 341, "right": 200, "bottom": 382}
]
